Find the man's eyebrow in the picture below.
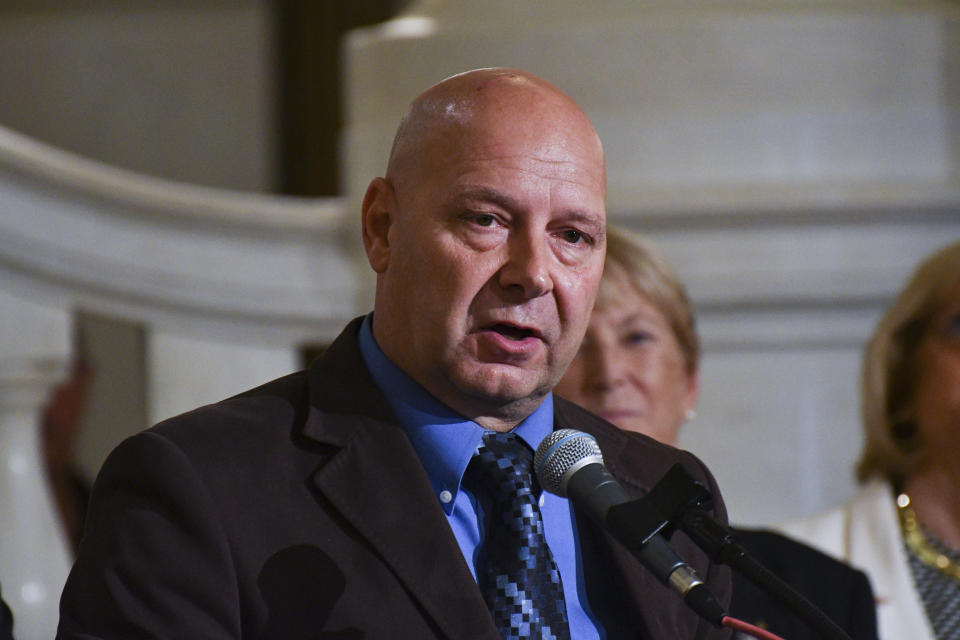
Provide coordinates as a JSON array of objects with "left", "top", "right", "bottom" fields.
[
  {"left": 453, "top": 186, "right": 519, "bottom": 211},
  {"left": 561, "top": 211, "right": 606, "bottom": 232}
]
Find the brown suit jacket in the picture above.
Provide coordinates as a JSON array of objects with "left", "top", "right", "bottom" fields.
[
  {"left": 58, "top": 318, "right": 732, "bottom": 639},
  {"left": 0, "top": 585, "right": 11, "bottom": 640}
]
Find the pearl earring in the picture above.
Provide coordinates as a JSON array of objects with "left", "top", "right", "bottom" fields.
[{"left": 684, "top": 408, "right": 697, "bottom": 422}]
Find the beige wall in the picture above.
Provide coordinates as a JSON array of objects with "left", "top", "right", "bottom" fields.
[{"left": 0, "top": 1, "right": 276, "bottom": 192}]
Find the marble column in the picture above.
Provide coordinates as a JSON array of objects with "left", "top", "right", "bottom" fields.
[
  {"left": 0, "top": 289, "right": 73, "bottom": 640},
  {"left": 147, "top": 330, "right": 298, "bottom": 425}
]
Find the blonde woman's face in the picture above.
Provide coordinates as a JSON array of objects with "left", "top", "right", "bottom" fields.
[
  {"left": 555, "top": 282, "right": 697, "bottom": 445},
  {"left": 911, "top": 284, "right": 960, "bottom": 463}
]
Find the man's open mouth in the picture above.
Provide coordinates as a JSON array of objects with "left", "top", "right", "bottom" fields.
[{"left": 488, "top": 323, "right": 538, "bottom": 341}]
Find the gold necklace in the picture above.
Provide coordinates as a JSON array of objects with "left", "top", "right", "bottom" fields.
[{"left": 896, "top": 492, "right": 960, "bottom": 583}]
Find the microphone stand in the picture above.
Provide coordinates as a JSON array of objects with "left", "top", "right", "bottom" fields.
[{"left": 644, "top": 464, "right": 854, "bottom": 640}]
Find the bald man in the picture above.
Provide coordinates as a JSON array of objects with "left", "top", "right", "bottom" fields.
[{"left": 57, "top": 69, "right": 732, "bottom": 639}]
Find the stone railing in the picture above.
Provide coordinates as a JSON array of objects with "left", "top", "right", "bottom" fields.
[{"left": 0, "top": 124, "right": 360, "bottom": 638}]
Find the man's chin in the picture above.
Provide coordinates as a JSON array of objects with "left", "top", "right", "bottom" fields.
[{"left": 455, "top": 366, "right": 553, "bottom": 411}]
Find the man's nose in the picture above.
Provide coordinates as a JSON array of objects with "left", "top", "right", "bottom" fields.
[{"left": 498, "top": 235, "right": 553, "bottom": 298}]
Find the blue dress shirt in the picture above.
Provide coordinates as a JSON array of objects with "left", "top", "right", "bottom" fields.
[{"left": 358, "top": 314, "right": 602, "bottom": 638}]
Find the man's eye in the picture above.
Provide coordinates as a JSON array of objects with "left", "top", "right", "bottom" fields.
[
  {"left": 473, "top": 214, "right": 496, "bottom": 227},
  {"left": 560, "top": 229, "right": 584, "bottom": 244}
]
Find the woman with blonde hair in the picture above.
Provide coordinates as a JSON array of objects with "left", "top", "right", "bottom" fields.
[
  {"left": 556, "top": 226, "right": 699, "bottom": 444},
  {"left": 557, "top": 225, "right": 877, "bottom": 639},
  {"left": 781, "top": 239, "right": 960, "bottom": 640}
]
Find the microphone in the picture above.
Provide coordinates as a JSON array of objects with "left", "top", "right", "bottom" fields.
[{"left": 534, "top": 429, "right": 726, "bottom": 627}]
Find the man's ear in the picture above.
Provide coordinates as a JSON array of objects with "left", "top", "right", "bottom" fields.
[{"left": 361, "top": 177, "right": 395, "bottom": 273}]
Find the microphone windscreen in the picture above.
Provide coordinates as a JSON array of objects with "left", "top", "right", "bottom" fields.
[{"left": 534, "top": 429, "right": 604, "bottom": 496}]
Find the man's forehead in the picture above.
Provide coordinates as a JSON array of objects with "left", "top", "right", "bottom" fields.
[{"left": 441, "top": 108, "right": 604, "bottom": 180}]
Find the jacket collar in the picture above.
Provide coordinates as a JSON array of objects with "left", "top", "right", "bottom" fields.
[{"left": 299, "top": 318, "right": 501, "bottom": 640}]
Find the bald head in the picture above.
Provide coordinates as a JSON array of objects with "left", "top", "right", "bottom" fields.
[
  {"left": 386, "top": 68, "right": 605, "bottom": 192},
  {"left": 361, "top": 68, "right": 607, "bottom": 430}
]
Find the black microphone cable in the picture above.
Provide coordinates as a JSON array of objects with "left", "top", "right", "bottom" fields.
[
  {"left": 650, "top": 463, "right": 854, "bottom": 640},
  {"left": 535, "top": 429, "right": 850, "bottom": 640},
  {"left": 534, "top": 429, "right": 727, "bottom": 628}
]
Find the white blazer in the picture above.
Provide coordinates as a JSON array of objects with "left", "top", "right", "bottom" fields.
[{"left": 777, "top": 478, "right": 935, "bottom": 640}]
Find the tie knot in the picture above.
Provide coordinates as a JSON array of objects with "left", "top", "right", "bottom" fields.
[{"left": 470, "top": 432, "right": 537, "bottom": 497}]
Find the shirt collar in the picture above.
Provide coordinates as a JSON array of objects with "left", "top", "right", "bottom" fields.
[{"left": 357, "top": 313, "right": 555, "bottom": 514}]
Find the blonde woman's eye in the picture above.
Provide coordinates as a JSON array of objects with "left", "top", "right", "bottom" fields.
[
  {"left": 945, "top": 312, "right": 960, "bottom": 339},
  {"left": 626, "top": 332, "right": 651, "bottom": 345}
]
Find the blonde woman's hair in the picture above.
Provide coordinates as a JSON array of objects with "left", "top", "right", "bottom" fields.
[
  {"left": 600, "top": 226, "right": 699, "bottom": 375},
  {"left": 857, "top": 239, "right": 960, "bottom": 483}
]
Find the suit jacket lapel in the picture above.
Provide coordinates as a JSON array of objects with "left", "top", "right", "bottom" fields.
[{"left": 300, "top": 319, "right": 499, "bottom": 640}]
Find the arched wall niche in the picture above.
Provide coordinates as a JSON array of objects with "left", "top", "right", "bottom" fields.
[{"left": 341, "top": 0, "right": 960, "bottom": 525}]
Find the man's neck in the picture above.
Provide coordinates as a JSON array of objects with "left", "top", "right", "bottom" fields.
[
  {"left": 442, "top": 392, "right": 546, "bottom": 433},
  {"left": 472, "top": 415, "right": 523, "bottom": 433}
]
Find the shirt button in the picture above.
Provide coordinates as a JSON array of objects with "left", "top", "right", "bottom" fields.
[{"left": 439, "top": 490, "right": 453, "bottom": 504}]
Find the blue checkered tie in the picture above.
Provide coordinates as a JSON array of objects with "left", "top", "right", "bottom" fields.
[{"left": 465, "top": 431, "right": 571, "bottom": 640}]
